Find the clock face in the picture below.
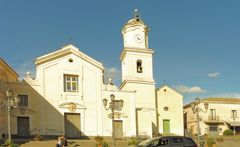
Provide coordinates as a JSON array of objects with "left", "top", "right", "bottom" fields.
[{"left": 134, "top": 34, "right": 144, "bottom": 43}]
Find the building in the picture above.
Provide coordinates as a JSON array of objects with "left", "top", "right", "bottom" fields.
[
  {"left": 0, "top": 58, "right": 19, "bottom": 138},
  {"left": 184, "top": 98, "right": 240, "bottom": 137},
  {"left": 157, "top": 85, "right": 184, "bottom": 136},
  {"left": 0, "top": 10, "right": 184, "bottom": 139}
]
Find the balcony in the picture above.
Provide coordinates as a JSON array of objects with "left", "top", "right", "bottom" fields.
[
  {"left": 205, "top": 115, "right": 224, "bottom": 124},
  {"left": 208, "top": 115, "right": 220, "bottom": 121}
]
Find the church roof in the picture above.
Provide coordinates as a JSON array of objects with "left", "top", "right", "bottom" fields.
[
  {"left": 157, "top": 85, "right": 183, "bottom": 98},
  {"left": 202, "top": 97, "right": 240, "bottom": 103},
  {"left": 184, "top": 97, "right": 240, "bottom": 108},
  {"left": 122, "top": 9, "right": 149, "bottom": 33},
  {"left": 0, "top": 58, "right": 19, "bottom": 79},
  {"left": 35, "top": 44, "right": 104, "bottom": 70}
]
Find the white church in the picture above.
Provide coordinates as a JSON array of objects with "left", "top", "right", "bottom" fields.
[{"left": 0, "top": 10, "right": 184, "bottom": 139}]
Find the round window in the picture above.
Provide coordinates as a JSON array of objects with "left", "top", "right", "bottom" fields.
[{"left": 164, "top": 106, "right": 169, "bottom": 111}]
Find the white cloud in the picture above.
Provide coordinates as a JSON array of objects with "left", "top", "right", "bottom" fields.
[
  {"left": 174, "top": 85, "right": 206, "bottom": 94},
  {"left": 212, "top": 92, "right": 240, "bottom": 98},
  {"left": 103, "top": 67, "right": 121, "bottom": 84},
  {"left": 208, "top": 72, "right": 220, "bottom": 78}
]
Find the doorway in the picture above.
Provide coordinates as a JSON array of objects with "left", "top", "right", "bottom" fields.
[
  {"left": 64, "top": 113, "right": 81, "bottom": 138},
  {"left": 163, "top": 119, "right": 170, "bottom": 133},
  {"left": 17, "top": 117, "right": 30, "bottom": 137},
  {"left": 114, "top": 120, "right": 123, "bottom": 138}
]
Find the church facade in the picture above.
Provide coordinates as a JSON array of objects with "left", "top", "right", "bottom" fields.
[{"left": 0, "top": 11, "right": 184, "bottom": 139}]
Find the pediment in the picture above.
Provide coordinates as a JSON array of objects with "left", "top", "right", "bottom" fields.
[
  {"left": 35, "top": 44, "right": 104, "bottom": 70},
  {"left": 157, "top": 85, "right": 183, "bottom": 98}
]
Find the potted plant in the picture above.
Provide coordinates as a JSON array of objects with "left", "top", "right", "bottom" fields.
[
  {"left": 33, "top": 133, "right": 43, "bottom": 141},
  {"left": 206, "top": 138, "right": 216, "bottom": 147},
  {"left": 95, "top": 136, "right": 109, "bottom": 147}
]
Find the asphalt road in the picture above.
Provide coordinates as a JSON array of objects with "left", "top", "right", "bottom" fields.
[{"left": 216, "top": 138, "right": 240, "bottom": 147}]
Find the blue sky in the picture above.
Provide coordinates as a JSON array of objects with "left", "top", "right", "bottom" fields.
[{"left": 1, "top": 0, "right": 240, "bottom": 104}]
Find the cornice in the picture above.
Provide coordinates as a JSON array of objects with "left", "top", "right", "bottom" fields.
[
  {"left": 120, "top": 47, "right": 154, "bottom": 61},
  {"left": 35, "top": 44, "right": 104, "bottom": 70},
  {"left": 120, "top": 79, "right": 156, "bottom": 89},
  {"left": 184, "top": 98, "right": 240, "bottom": 109}
]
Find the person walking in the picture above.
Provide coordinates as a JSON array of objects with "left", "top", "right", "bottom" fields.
[
  {"left": 56, "top": 136, "right": 63, "bottom": 147},
  {"left": 61, "top": 135, "right": 68, "bottom": 147}
]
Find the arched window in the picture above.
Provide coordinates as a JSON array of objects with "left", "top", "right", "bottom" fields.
[{"left": 136, "top": 60, "right": 143, "bottom": 73}]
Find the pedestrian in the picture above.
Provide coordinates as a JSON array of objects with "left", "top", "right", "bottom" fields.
[
  {"left": 61, "top": 135, "right": 68, "bottom": 147},
  {"left": 56, "top": 136, "right": 63, "bottom": 147}
]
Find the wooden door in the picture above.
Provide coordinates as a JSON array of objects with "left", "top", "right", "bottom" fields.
[
  {"left": 17, "top": 117, "right": 30, "bottom": 137},
  {"left": 114, "top": 120, "right": 123, "bottom": 139},
  {"left": 163, "top": 119, "right": 170, "bottom": 133},
  {"left": 64, "top": 113, "right": 81, "bottom": 138}
]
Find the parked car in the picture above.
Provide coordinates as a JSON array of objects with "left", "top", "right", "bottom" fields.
[{"left": 134, "top": 136, "right": 197, "bottom": 147}]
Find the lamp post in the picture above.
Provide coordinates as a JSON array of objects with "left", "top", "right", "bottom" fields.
[
  {"left": 103, "top": 94, "right": 124, "bottom": 147},
  {"left": 191, "top": 98, "right": 208, "bottom": 146},
  {"left": 232, "top": 110, "right": 237, "bottom": 136},
  {"left": 0, "top": 89, "right": 20, "bottom": 143},
  {"left": 233, "top": 117, "right": 236, "bottom": 136}
]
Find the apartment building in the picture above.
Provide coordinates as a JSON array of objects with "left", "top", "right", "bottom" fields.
[{"left": 184, "top": 98, "right": 240, "bottom": 136}]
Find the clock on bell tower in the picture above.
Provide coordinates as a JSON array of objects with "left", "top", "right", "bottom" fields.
[{"left": 122, "top": 9, "right": 149, "bottom": 49}]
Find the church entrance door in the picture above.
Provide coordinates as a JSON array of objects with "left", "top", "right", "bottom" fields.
[
  {"left": 114, "top": 120, "right": 123, "bottom": 138},
  {"left": 17, "top": 117, "right": 30, "bottom": 137},
  {"left": 64, "top": 113, "right": 81, "bottom": 138}
]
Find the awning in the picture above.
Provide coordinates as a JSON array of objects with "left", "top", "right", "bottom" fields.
[{"left": 227, "top": 122, "right": 240, "bottom": 126}]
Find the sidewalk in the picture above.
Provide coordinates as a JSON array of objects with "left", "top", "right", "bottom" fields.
[
  {"left": 19, "top": 139, "right": 128, "bottom": 147},
  {"left": 216, "top": 138, "right": 240, "bottom": 147}
]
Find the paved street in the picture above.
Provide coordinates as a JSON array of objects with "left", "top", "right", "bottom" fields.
[
  {"left": 215, "top": 138, "right": 240, "bottom": 147},
  {"left": 2, "top": 136, "right": 240, "bottom": 147},
  {"left": 18, "top": 139, "right": 128, "bottom": 147}
]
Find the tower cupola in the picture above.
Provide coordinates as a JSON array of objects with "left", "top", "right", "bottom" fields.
[{"left": 122, "top": 9, "right": 149, "bottom": 49}]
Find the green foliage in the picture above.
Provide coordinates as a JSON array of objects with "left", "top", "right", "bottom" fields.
[
  {"left": 223, "top": 129, "right": 234, "bottom": 136},
  {"left": 95, "top": 135, "right": 103, "bottom": 141},
  {"left": 95, "top": 136, "right": 109, "bottom": 147},
  {"left": 95, "top": 141, "right": 109, "bottom": 147},
  {"left": 128, "top": 137, "right": 141, "bottom": 145},
  {"left": 207, "top": 138, "right": 216, "bottom": 147}
]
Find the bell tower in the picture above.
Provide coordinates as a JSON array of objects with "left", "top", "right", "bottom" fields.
[
  {"left": 120, "top": 9, "right": 157, "bottom": 137},
  {"left": 120, "top": 9, "right": 155, "bottom": 85}
]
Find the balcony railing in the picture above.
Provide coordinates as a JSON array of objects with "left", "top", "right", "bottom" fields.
[{"left": 208, "top": 115, "right": 220, "bottom": 121}]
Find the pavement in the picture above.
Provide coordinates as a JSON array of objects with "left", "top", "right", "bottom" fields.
[
  {"left": 2, "top": 136, "right": 240, "bottom": 147},
  {"left": 11, "top": 139, "right": 129, "bottom": 147},
  {"left": 215, "top": 138, "right": 240, "bottom": 147}
]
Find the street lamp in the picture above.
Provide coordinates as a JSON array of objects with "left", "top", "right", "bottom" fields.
[
  {"left": 191, "top": 98, "right": 208, "bottom": 146},
  {"left": 0, "top": 89, "right": 20, "bottom": 143},
  {"left": 103, "top": 94, "right": 124, "bottom": 147},
  {"left": 231, "top": 110, "right": 237, "bottom": 136}
]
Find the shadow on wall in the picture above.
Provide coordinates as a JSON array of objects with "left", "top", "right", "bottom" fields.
[
  {"left": 3, "top": 81, "right": 89, "bottom": 140},
  {"left": 152, "top": 122, "right": 159, "bottom": 137}
]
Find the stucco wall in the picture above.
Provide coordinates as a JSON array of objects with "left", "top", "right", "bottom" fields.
[{"left": 157, "top": 86, "right": 184, "bottom": 136}]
